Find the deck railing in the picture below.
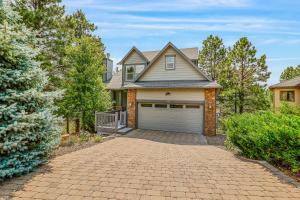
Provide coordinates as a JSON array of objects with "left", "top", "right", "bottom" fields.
[{"left": 95, "top": 111, "right": 127, "bottom": 133}]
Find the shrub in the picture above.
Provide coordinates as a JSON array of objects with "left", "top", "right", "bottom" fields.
[
  {"left": 279, "top": 102, "right": 300, "bottom": 116},
  {"left": 225, "top": 112, "right": 300, "bottom": 172}
]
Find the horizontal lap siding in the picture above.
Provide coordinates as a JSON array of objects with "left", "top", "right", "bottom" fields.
[
  {"left": 136, "top": 88, "right": 204, "bottom": 101},
  {"left": 140, "top": 47, "right": 205, "bottom": 81},
  {"left": 124, "top": 51, "right": 146, "bottom": 64}
]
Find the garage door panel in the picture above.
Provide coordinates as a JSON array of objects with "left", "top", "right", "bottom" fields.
[{"left": 138, "top": 103, "right": 203, "bottom": 133}]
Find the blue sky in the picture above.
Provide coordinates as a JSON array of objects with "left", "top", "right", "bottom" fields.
[{"left": 62, "top": 0, "right": 300, "bottom": 85}]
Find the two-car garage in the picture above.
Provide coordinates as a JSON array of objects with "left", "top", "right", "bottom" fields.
[
  {"left": 138, "top": 102, "right": 204, "bottom": 134},
  {"left": 135, "top": 88, "right": 205, "bottom": 134}
]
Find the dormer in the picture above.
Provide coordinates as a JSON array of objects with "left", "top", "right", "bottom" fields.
[{"left": 118, "top": 47, "right": 148, "bottom": 84}]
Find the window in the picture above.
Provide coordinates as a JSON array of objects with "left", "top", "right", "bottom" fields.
[
  {"left": 186, "top": 104, "right": 200, "bottom": 109},
  {"left": 280, "top": 91, "right": 295, "bottom": 102},
  {"left": 170, "top": 104, "right": 183, "bottom": 108},
  {"left": 126, "top": 65, "right": 135, "bottom": 81},
  {"left": 155, "top": 104, "right": 167, "bottom": 108},
  {"left": 165, "top": 55, "right": 175, "bottom": 70},
  {"left": 125, "top": 64, "right": 145, "bottom": 81},
  {"left": 141, "top": 103, "right": 152, "bottom": 108}
]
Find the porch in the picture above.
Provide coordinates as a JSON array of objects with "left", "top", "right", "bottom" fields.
[{"left": 95, "top": 111, "right": 132, "bottom": 134}]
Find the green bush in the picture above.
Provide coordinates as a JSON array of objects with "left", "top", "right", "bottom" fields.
[
  {"left": 279, "top": 102, "right": 300, "bottom": 116},
  {"left": 225, "top": 112, "right": 300, "bottom": 172}
]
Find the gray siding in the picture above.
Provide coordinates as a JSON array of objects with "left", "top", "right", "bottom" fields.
[
  {"left": 139, "top": 47, "right": 205, "bottom": 81},
  {"left": 124, "top": 51, "right": 147, "bottom": 64},
  {"left": 136, "top": 88, "right": 204, "bottom": 101}
]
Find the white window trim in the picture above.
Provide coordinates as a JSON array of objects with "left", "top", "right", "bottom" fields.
[
  {"left": 125, "top": 65, "right": 135, "bottom": 81},
  {"left": 165, "top": 55, "right": 176, "bottom": 70},
  {"left": 125, "top": 64, "right": 145, "bottom": 81}
]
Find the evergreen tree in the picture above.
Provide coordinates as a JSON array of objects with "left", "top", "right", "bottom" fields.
[
  {"left": 61, "top": 36, "right": 111, "bottom": 131},
  {"left": 64, "top": 10, "right": 97, "bottom": 38},
  {"left": 280, "top": 65, "right": 300, "bottom": 81},
  {"left": 225, "top": 37, "right": 271, "bottom": 114},
  {"left": 13, "top": 0, "right": 66, "bottom": 89},
  {"left": 0, "top": 2, "right": 61, "bottom": 180},
  {"left": 198, "top": 35, "right": 227, "bottom": 80}
]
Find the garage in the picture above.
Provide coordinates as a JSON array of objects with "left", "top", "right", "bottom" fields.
[{"left": 138, "top": 102, "right": 204, "bottom": 134}]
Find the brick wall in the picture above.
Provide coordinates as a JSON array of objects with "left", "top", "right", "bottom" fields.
[
  {"left": 204, "top": 88, "right": 216, "bottom": 136},
  {"left": 127, "top": 89, "right": 137, "bottom": 128}
]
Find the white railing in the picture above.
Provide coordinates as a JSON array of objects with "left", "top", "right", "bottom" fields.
[{"left": 95, "top": 111, "right": 127, "bottom": 132}]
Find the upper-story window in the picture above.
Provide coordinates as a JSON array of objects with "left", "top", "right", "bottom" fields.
[
  {"left": 125, "top": 64, "right": 145, "bottom": 81},
  {"left": 165, "top": 55, "right": 175, "bottom": 70},
  {"left": 280, "top": 91, "right": 295, "bottom": 102}
]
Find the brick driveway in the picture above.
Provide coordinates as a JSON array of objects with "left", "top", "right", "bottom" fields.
[{"left": 1, "top": 130, "right": 299, "bottom": 200}]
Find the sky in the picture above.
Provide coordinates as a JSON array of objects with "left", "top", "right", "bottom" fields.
[{"left": 62, "top": 0, "right": 300, "bottom": 85}]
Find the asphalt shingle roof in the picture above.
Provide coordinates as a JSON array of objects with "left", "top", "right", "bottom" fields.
[
  {"left": 106, "top": 70, "right": 123, "bottom": 90},
  {"left": 269, "top": 76, "right": 300, "bottom": 88},
  {"left": 142, "top": 47, "right": 198, "bottom": 61}
]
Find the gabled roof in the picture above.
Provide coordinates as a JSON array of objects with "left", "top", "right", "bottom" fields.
[
  {"left": 117, "top": 46, "right": 149, "bottom": 65},
  {"left": 142, "top": 47, "right": 198, "bottom": 61},
  {"left": 135, "top": 42, "right": 211, "bottom": 81},
  {"left": 269, "top": 76, "right": 300, "bottom": 89}
]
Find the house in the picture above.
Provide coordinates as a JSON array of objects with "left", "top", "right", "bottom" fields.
[
  {"left": 102, "top": 53, "right": 113, "bottom": 83},
  {"left": 269, "top": 76, "right": 300, "bottom": 110},
  {"left": 106, "top": 42, "right": 221, "bottom": 136}
]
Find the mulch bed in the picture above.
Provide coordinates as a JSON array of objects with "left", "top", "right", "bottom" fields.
[{"left": 52, "top": 134, "right": 117, "bottom": 157}]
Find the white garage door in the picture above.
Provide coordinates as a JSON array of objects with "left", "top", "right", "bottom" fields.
[{"left": 138, "top": 102, "right": 204, "bottom": 133}]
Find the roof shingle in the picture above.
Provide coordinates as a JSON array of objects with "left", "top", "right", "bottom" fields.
[
  {"left": 142, "top": 47, "right": 198, "bottom": 61},
  {"left": 269, "top": 76, "right": 300, "bottom": 88}
]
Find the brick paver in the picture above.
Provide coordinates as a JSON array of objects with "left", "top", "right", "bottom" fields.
[{"left": 1, "top": 130, "right": 299, "bottom": 200}]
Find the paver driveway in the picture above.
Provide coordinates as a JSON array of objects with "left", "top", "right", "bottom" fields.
[{"left": 1, "top": 129, "right": 299, "bottom": 200}]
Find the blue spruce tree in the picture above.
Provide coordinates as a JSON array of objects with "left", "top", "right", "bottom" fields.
[{"left": 0, "top": 1, "right": 61, "bottom": 180}]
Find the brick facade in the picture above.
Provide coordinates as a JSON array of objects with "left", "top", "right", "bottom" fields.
[
  {"left": 127, "top": 89, "right": 137, "bottom": 128},
  {"left": 204, "top": 88, "right": 216, "bottom": 136}
]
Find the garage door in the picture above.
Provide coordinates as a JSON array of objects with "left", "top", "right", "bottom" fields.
[{"left": 138, "top": 102, "right": 203, "bottom": 133}]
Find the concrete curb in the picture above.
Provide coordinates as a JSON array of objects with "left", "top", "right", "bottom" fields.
[{"left": 237, "top": 156, "right": 300, "bottom": 188}]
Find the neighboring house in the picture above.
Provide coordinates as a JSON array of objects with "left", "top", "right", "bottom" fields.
[
  {"left": 106, "top": 42, "right": 221, "bottom": 136},
  {"left": 102, "top": 53, "right": 113, "bottom": 83},
  {"left": 269, "top": 76, "right": 300, "bottom": 110}
]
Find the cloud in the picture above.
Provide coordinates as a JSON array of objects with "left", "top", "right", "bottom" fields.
[
  {"left": 268, "top": 57, "right": 300, "bottom": 62},
  {"left": 63, "top": 0, "right": 250, "bottom": 12},
  {"left": 261, "top": 39, "right": 300, "bottom": 45}
]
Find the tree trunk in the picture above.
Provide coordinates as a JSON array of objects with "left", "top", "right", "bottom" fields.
[
  {"left": 66, "top": 117, "right": 70, "bottom": 134},
  {"left": 234, "top": 92, "right": 237, "bottom": 113},
  {"left": 75, "top": 118, "right": 80, "bottom": 135},
  {"left": 239, "top": 92, "right": 244, "bottom": 114}
]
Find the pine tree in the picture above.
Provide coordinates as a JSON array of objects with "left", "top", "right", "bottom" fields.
[
  {"left": 226, "top": 37, "right": 271, "bottom": 114},
  {"left": 280, "top": 65, "right": 300, "bottom": 81},
  {"left": 60, "top": 36, "right": 111, "bottom": 131},
  {"left": 198, "top": 35, "right": 227, "bottom": 80},
  {"left": 13, "top": 0, "right": 66, "bottom": 89},
  {"left": 64, "top": 9, "right": 97, "bottom": 38},
  {"left": 0, "top": 2, "right": 61, "bottom": 180}
]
